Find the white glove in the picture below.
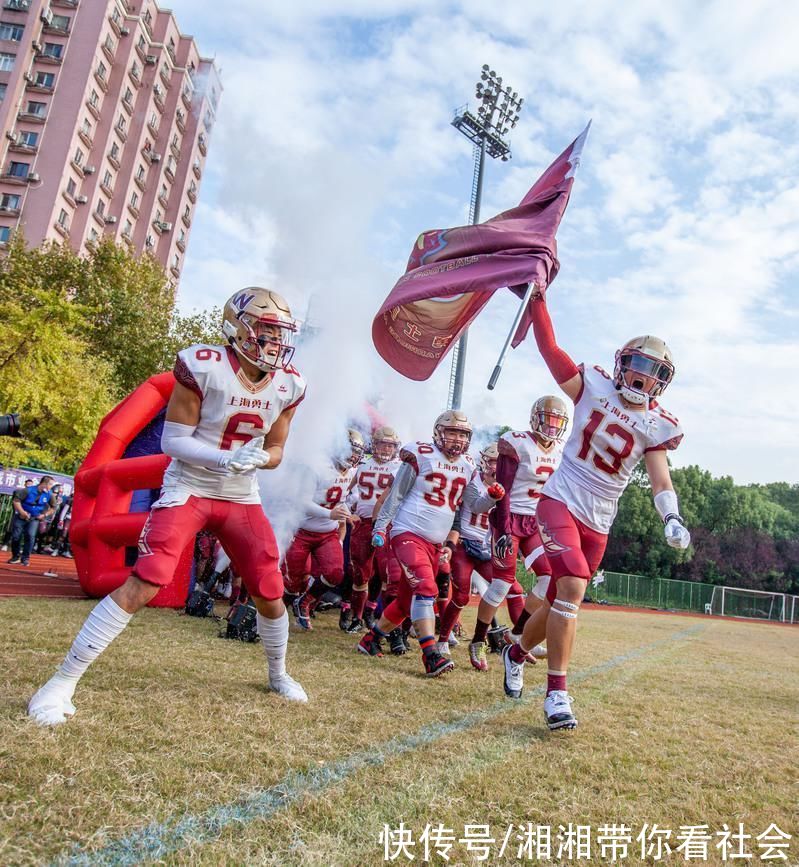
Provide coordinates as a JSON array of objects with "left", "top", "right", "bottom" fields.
[
  {"left": 225, "top": 436, "right": 270, "bottom": 474},
  {"left": 664, "top": 517, "right": 691, "bottom": 549}
]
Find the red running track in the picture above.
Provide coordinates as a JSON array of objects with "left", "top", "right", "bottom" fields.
[{"left": 0, "top": 553, "right": 87, "bottom": 599}]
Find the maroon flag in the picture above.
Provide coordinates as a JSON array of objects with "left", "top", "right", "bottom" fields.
[{"left": 372, "top": 123, "right": 590, "bottom": 381}]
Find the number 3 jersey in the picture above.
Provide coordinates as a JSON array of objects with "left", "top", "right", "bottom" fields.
[
  {"left": 391, "top": 442, "right": 476, "bottom": 545},
  {"left": 162, "top": 344, "right": 306, "bottom": 505},
  {"left": 349, "top": 457, "right": 402, "bottom": 520},
  {"left": 298, "top": 464, "right": 356, "bottom": 533},
  {"left": 542, "top": 364, "right": 683, "bottom": 533},
  {"left": 499, "top": 430, "right": 564, "bottom": 516}
]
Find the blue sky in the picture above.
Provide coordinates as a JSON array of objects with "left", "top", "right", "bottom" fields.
[{"left": 166, "top": 0, "right": 799, "bottom": 484}]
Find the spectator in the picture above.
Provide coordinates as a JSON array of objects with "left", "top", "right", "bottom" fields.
[
  {"left": 8, "top": 476, "right": 55, "bottom": 566},
  {"left": 38, "top": 484, "right": 63, "bottom": 553}
]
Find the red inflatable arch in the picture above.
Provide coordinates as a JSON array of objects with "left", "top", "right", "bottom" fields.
[{"left": 70, "top": 372, "right": 193, "bottom": 607}]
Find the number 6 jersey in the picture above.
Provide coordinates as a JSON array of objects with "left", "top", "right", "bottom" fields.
[
  {"left": 390, "top": 442, "right": 476, "bottom": 544},
  {"left": 542, "top": 364, "right": 683, "bottom": 533},
  {"left": 162, "top": 344, "right": 306, "bottom": 504}
]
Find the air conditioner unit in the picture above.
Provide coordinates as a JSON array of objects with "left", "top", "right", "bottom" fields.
[
  {"left": 23, "top": 71, "right": 34, "bottom": 83},
  {"left": 120, "top": 27, "right": 130, "bottom": 36},
  {"left": 75, "top": 195, "right": 88, "bottom": 204},
  {"left": 32, "top": 40, "right": 43, "bottom": 52},
  {"left": 28, "top": 172, "right": 41, "bottom": 182},
  {"left": 83, "top": 165, "right": 96, "bottom": 174},
  {"left": 160, "top": 221, "right": 173, "bottom": 231},
  {"left": 150, "top": 152, "right": 162, "bottom": 162},
  {"left": 5, "top": 131, "right": 16, "bottom": 142},
  {"left": 145, "top": 55, "right": 157, "bottom": 66},
  {"left": 40, "top": 8, "right": 53, "bottom": 25},
  {"left": 153, "top": 83, "right": 162, "bottom": 96},
  {"left": 105, "top": 215, "right": 117, "bottom": 224}
]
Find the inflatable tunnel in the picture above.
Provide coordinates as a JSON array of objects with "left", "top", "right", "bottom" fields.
[{"left": 70, "top": 373, "right": 193, "bottom": 607}]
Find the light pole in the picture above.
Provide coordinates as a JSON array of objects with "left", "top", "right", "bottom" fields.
[{"left": 447, "top": 66, "right": 523, "bottom": 410}]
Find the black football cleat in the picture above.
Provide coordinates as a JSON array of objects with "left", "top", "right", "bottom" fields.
[
  {"left": 388, "top": 628, "right": 407, "bottom": 655},
  {"left": 338, "top": 607, "right": 352, "bottom": 631},
  {"left": 363, "top": 607, "right": 376, "bottom": 630},
  {"left": 357, "top": 632, "right": 384, "bottom": 657},
  {"left": 423, "top": 651, "right": 455, "bottom": 678},
  {"left": 345, "top": 617, "right": 364, "bottom": 634}
]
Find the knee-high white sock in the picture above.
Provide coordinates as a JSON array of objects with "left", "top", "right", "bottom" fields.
[
  {"left": 49, "top": 597, "right": 133, "bottom": 697},
  {"left": 257, "top": 609, "right": 288, "bottom": 682}
]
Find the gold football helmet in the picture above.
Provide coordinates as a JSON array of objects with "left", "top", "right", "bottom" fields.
[
  {"left": 479, "top": 442, "right": 499, "bottom": 476},
  {"left": 335, "top": 428, "right": 366, "bottom": 470},
  {"left": 433, "top": 410, "right": 472, "bottom": 459},
  {"left": 530, "top": 395, "right": 570, "bottom": 443},
  {"left": 614, "top": 335, "right": 675, "bottom": 405},
  {"left": 371, "top": 425, "right": 401, "bottom": 463},
  {"left": 222, "top": 287, "right": 297, "bottom": 372}
]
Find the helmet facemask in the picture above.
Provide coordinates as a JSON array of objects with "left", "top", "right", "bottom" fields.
[
  {"left": 530, "top": 396, "right": 569, "bottom": 444},
  {"left": 434, "top": 426, "right": 471, "bottom": 460},
  {"left": 479, "top": 444, "right": 498, "bottom": 482},
  {"left": 372, "top": 438, "right": 399, "bottom": 463},
  {"left": 614, "top": 348, "right": 674, "bottom": 406},
  {"left": 233, "top": 314, "right": 296, "bottom": 372}
]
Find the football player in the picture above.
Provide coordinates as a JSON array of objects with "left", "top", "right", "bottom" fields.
[
  {"left": 501, "top": 295, "right": 691, "bottom": 730},
  {"left": 342, "top": 426, "right": 402, "bottom": 633},
  {"left": 357, "top": 411, "right": 486, "bottom": 677},
  {"left": 438, "top": 442, "right": 505, "bottom": 669},
  {"left": 284, "top": 429, "right": 363, "bottom": 629},
  {"left": 29, "top": 288, "right": 309, "bottom": 724}
]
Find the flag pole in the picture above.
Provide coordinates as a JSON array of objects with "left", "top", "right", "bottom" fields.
[{"left": 487, "top": 282, "right": 537, "bottom": 390}]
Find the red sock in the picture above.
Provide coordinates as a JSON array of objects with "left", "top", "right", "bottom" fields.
[
  {"left": 438, "top": 601, "right": 461, "bottom": 642},
  {"left": 418, "top": 635, "right": 436, "bottom": 657},
  {"left": 351, "top": 589, "right": 367, "bottom": 619},
  {"left": 472, "top": 619, "right": 490, "bottom": 643},
  {"left": 506, "top": 593, "right": 525, "bottom": 623},
  {"left": 547, "top": 672, "right": 567, "bottom": 694},
  {"left": 510, "top": 644, "right": 527, "bottom": 664},
  {"left": 512, "top": 608, "right": 531, "bottom": 636}
]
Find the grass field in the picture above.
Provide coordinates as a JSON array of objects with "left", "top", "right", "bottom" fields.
[{"left": 1, "top": 598, "right": 797, "bottom": 866}]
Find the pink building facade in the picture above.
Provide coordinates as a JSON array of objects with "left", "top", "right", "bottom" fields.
[{"left": 0, "top": 0, "right": 221, "bottom": 287}]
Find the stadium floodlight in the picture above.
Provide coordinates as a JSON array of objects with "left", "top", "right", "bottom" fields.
[{"left": 447, "top": 66, "right": 525, "bottom": 409}]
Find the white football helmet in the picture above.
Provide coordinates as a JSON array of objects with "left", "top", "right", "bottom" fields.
[
  {"left": 433, "top": 410, "right": 472, "bottom": 460},
  {"left": 530, "top": 395, "right": 569, "bottom": 443},
  {"left": 371, "top": 426, "right": 401, "bottom": 463},
  {"left": 479, "top": 442, "right": 499, "bottom": 477},
  {"left": 222, "top": 287, "right": 297, "bottom": 372},
  {"left": 614, "top": 336, "right": 675, "bottom": 406}
]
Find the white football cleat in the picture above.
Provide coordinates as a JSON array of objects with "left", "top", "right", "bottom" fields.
[
  {"left": 28, "top": 687, "right": 76, "bottom": 726},
  {"left": 501, "top": 645, "right": 524, "bottom": 699},
  {"left": 268, "top": 673, "right": 308, "bottom": 703},
  {"left": 544, "top": 690, "right": 577, "bottom": 731},
  {"left": 435, "top": 641, "right": 451, "bottom": 657},
  {"left": 448, "top": 633, "right": 459, "bottom": 648}
]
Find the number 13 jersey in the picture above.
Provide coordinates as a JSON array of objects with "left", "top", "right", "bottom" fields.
[
  {"left": 391, "top": 442, "right": 476, "bottom": 544},
  {"left": 542, "top": 364, "right": 683, "bottom": 533},
  {"left": 162, "top": 344, "right": 305, "bottom": 504}
]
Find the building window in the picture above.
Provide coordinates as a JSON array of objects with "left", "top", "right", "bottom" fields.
[
  {"left": 145, "top": 233, "right": 154, "bottom": 248},
  {"left": 171, "top": 253, "right": 180, "bottom": 269},
  {"left": 136, "top": 164, "right": 145, "bottom": 181},
  {"left": 66, "top": 177, "right": 76, "bottom": 197},
  {"left": 73, "top": 147, "right": 84, "bottom": 166},
  {"left": 50, "top": 14, "right": 70, "bottom": 33},
  {"left": 19, "top": 130, "right": 38, "bottom": 147},
  {"left": 130, "top": 61, "right": 140, "bottom": 80},
  {"left": 123, "top": 219, "right": 132, "bottom": 236},
  {"left": 102, "top": 169, "right": 112, "bottom": 188},
  {"left": 129, "top": 191, "right": 138, "bottom": 208},
  {"left": 0, "top": 83, "right": 6, "bottom": 102},
  {"left": 35, "top": 71, "right": 55, "bottom": 88},
  {"left": 43, "top": 42, "right": 63, "bottom": 60},
  {"left": 116, "top": 115, "right": 126, "bottom": 131},
  {"left": 148, "top": 112, "right": 158, "bottom": 131},
  {"left": 159, "top": 183, "right": 167, "bottom": 199},
  {"left": 0, "top": 52, "right": 15, "bottom": 72},
  {"left": 104, "top": 35, "right": 115, "bottom": 55},
  {"left": 81, "top": 118, "right": 91, "bottom": 136},
  {"left": 89, "top": 89, "right": 100, "bottom": 108},
  {"left": 96, "top": 198, "right": 105, "bottom": 216},
  {"left": 178, "top": 228, "right": 185, "bottom": 245},
  {"left": 88, "top": 228, "right": 99, "bottom": 243},
  {"left": 8, "top": 161, "right": 30, "bottom": 178},
  {"left": 1, "top": 193, "right": 21, "bottom": 209},
  {"left": 96, "top": 61, "right": 107, "bottom": 81},
  {"left": 0, "top": 227, "right": 11, "bottom": 244},
  {"left": 26, "top": 100, "right": 46, "bottom": 117},
  {"left": 137, "top": 34, "right": 145, "bottom": 52},
  {"left": 0, "top": 24, "right": 24, "bottom": 41},
  {"left": 57, "top": 208, "right": 69, "bottom": 228},
  {"left": 123, "top": 86, "right": 133, "bottom": 105},
  {"left": 111, "top": 7, "right": 121, "bottom": 25},
  {"left": 110, "top": 141, "right": 120, "bottom": 161}
]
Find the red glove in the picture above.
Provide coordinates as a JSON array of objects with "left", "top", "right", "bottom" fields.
[{"left": 486, "top": 482, "right": 505, "bottom": 501}]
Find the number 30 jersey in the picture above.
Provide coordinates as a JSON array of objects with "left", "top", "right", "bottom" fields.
[
  {"left": 391, "top": 442, "right": 476, "bottom": 545},
  {"left": 161, "top": 344, "right": 305, "bottom": 505},
  {"left": 542, "top": 364, "right": 683, "bottom": 533},
  {"left": 350, "top": 457, "right": 402, "bottom": 520},
  {"left": 299, "top": 464, "right": 356, "bottom": 533}
]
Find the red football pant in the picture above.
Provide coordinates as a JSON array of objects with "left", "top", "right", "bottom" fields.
[
  {"left": 492, "top": 512, "right": 552, "bottom": 583},
  {"left": 284, "top": 528, "right": 344, "bottom": 595},
  {"left": 536, "top": 495, "right": 608, "bottom": 603},
  {"left": 376, "top": 538, "right": 402, "bottom": 603},
  {"left": 134, "top": 497, "right": 283, "bottom": 600},
  {"left": 381, "top": 532, "right": 440, "bottom": 625},
  {"left": 349, "top": 518, "right": 376, "bottom": 586}
]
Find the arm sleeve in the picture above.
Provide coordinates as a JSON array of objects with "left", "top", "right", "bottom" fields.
[
  {"left": 531, "top": 298, "right": 580, "bottom": 384},
  {"left": 462, "top": 479, "right": 496, "bottom": 514},
  {"left": 451, "top": 506, "right": 463, "bottom": 534},
  {"left": 305, "top": 502, "right": 333, "bottom": 519},
  {"left": 489, "top": 449, "right": 519, "bottom": 534},
  {"left": 161, "top": 420, "right": 231, "bottom": 471},
  {"left": 373, "top": 462, "right": 417, "bottom": 533}
]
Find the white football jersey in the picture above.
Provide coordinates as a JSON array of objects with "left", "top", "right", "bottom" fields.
[
  {"left": 299, "top": 464, "right": 356, "bottom": 533},
  {"left": 391, "top": 442, "right": 476, "bottom": 545},
  {"left": 350, "top": 457, "right": 402, "bottom": 520},
  {"left": 459, "top": 474, "right": 492, "bottom": 543},
  {"left": 159, "top": 344, "right": 305, "bottom": 505},
  {"left": 543, "top": 364, "right": 684, "bottom": 533},
  {"left": 499, "top": 430, "right": 564, "bottom": 516}
]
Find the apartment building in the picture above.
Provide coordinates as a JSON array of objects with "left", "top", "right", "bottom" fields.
[{"left": 0, "top": 0, "right": 221, "bottom": 286}]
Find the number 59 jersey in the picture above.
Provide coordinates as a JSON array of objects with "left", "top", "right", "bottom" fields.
[
  {"left": 162, "top": 344, "right": 305, "bottom": 504},
  {"left": 391, "top": 442, "right": 477, "bottom": 545},
  {"left": 543, "top": 364, "right": 683, "bottom": 533},
  {"left": 350, "top": 457, "right": 402, "bottom": 520}
]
